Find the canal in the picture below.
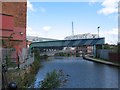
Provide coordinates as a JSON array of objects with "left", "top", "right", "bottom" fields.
[{"left": 34, "top": 57, "right": 119, "bottom": 88}]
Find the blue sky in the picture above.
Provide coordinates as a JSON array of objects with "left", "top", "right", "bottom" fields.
[{"left": 27, "top": 0, "right": 118, "bottom": 44}]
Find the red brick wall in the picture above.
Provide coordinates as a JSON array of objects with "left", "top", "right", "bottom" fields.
[
  {"left": 109, "top": 53, "right": 120, "bottom": 63},
  {"left": 2, "top": 2, "right": 27, "bottom": 28},
  {"left": 0, "top": 14, "right": 14, "bottom": 38},
  {"left": 0, "top": 2, "right": 27, "bottom": 57},
  {"left": 1, "top": 14, "right": 14, "bottom": 30}
]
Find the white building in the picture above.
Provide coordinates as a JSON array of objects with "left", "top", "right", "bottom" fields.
[
  {"left": 27, "top": 36, "right": 58, "bottom": 42},
  {"left": 64, "top": 33, "right": 98, "bottom": 40}
]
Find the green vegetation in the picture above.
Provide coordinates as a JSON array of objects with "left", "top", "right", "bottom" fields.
[
  {"left": 54, "top": 52, "right": 74, "bottom": 57},
  {"left": 103, "top": 44, "right": 112, "bottom": 49},
  {"left": 7, "top": 49, "right": 42, "bottom": 88},
  {"left": 103, "top": 44, "right": 118, "bottom": 53},
  {"left": 40, "top": 55, "right": 49, "bottom": 59},
  {"left": 5, "top": 47, "right": 69, "bottom": 89},
  {"left": 40, "top": 69, "right": 69, "bottom": 89},
  {"left": 2, "top": 39, "right": 20, "bottom": 68},
  {"left": 8, "top": 58, "right": 41, "bottom": 88}
]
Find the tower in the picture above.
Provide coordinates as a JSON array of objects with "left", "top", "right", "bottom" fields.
[{"left": 72, "top": 21, "right": 74, "bottom": 36}]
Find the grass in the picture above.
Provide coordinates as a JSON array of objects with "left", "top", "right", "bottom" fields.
[{"left": 6, "top": 51, "right": 42, "bottom": 88}]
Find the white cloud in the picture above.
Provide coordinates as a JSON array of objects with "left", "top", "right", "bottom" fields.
[
  {"left": 43, "top": 26, "right": 51, "bottom": 31},
  {"left": 26, "top": 26, "right": 41, "bottom": 36},
  {"left": 100, "top": 28, "right": 118, "bottom": 44},
  {"left": 27, "top": 0, "right": 34, "bottom": 11},
  {"left": 102, "top": 28, "right": 118, "bottom": 35},
  {"left": 108, "top": 28, "right": 118, "bottom": 35},
  {"left": 40, "top": 7, "right": 46, "bottom": 13},
  {"left": 97, "top": 0, "right": 118, "bottom": 15}
]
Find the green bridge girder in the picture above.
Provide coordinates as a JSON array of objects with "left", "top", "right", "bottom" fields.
[{"left": 29, "top": 38, "right": 105, "bottom": 49}]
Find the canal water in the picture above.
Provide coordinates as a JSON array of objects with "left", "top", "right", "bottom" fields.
[{"left": 34, "top": 57, "right": 119, "bottom": 88}]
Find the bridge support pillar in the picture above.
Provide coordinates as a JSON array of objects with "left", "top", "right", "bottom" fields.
[
  {"left": 93, "top": 45, "right": 96, "bottom": 58},
  {"left": 76, "top": 47, "right": 79, "bottom": 57}
]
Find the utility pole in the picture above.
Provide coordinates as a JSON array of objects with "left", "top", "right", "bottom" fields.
[{"left": 72, "top": 21, "right": 74, "bottom": 36}]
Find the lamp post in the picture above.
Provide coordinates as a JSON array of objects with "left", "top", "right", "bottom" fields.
[
  {"left": 97, "top": 26, "right": 100, "bottom": 38},
  {"left": 2, "top": 32, "right": 24, "bottom": 88},
  {"left": 9, "top": 32, "right": 23, "bottom": 39},
  {"left": 7, "top": 32, "right": 23, "bottom": 69}
]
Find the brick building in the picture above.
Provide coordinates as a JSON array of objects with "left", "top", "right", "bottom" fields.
[{"left": 0, "top": 2, "right": 27, "bottom": 63}]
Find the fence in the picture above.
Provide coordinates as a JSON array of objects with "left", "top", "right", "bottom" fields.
[
  {"left": 1, "top": 48, "right": 16, "bottom": 65},
  {"left": 109, "top": 53, "right": 120, "bottom": 63},
  {"left": 97, "top": 49, "right": 113, "bottom": 60},
  {"left": 1, "top": 48, "right": 29, "bottom": 68}
]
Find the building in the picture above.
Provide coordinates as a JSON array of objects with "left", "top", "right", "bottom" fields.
[
  {"left": 0, "top": 2, "right": 27, "bottom": 63},
  {"left": 0, "top": 2, "right": 27, "bottom": 52},
  {"left": 27, "top": 36, "right": 58, "bottom": 42},
  {"left": 64, "top": 33, "right": 98, "bottom": 55},
  {"left": 27, "top": 36, "right": 58, "bottom": 47},
  {"left": 64, "top": 33, "right": 98, "bottom": 40}
]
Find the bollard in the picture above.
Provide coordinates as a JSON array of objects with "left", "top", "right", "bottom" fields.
[
  {"left": 2, "top": 64, "right": 7, "bottom": 72},
  {"left": 8, "top": 82, "right": 17, "bottom": 90}
]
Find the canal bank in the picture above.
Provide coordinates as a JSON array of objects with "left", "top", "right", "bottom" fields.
[{"left": 83, "top": 56, "right": 120, "bottom": 67}]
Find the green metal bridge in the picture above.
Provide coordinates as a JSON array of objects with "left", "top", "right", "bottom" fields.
[{"left": 30, "top": 38, "right": 105, "bottom": 49}]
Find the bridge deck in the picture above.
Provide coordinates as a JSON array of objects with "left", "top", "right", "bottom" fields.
[{"left": 30, "top": 38, "right": 105, "bottom": 49}]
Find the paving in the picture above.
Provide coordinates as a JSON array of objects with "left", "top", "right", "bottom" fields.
[{"left": 84, "top": 56, "right": 120, "bottom": 67}]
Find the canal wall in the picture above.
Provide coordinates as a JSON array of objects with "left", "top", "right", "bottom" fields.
[
  {"left": 97, "top": 49, "right": 112, "bottom": 60},
  {"left": 84, "top": 56, "right": 120, "bottom": 67},
  {"left": 97, "top": 49, "right": 120, "bottom": 64}
]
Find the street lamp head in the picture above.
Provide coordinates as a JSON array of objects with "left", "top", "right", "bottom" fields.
[
  {"left": 19, "top": 32, "right": 23, "bottom": 35},
  {"left": 97, "top": 26, "right": 100, "bottom": 38},
  {"left": 10, "top": 32, "right": 23, "bottom": 37},
  {"left": 98, "top": 26, "right": 100, "bottom": 29}
]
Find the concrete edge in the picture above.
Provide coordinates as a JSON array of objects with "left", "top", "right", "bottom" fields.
[{"left": 83, "top": 56, "right": 120, "bottom": 67}]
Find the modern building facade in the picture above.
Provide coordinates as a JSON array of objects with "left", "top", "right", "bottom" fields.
[
  {"left": 0, "top": 2, "right": 27, "bottom": 54},
  {"left": 27, "top": 36, "right": 58, "bottom": 42},
  {"left": 64, "top": 33, "right": 98, "bottom": 40},
  {"left": 64, "top": 33, "right": 98, "bottom": 55}
]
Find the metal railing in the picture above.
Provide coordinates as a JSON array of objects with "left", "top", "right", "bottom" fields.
[{"left": 2, "top": 64, "right": 17, "bottom": 89}]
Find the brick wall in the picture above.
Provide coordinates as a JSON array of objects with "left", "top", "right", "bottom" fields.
[
  {"left": 109, "top": 53, "right": 120, "bottom": 63},
  {"left": 0, "top": 1, "right": 2, "bottom": 13},
  {"left": 2, "top": 2, "right": 27, "bottom": 28},
  {"left": 1, "top": 2, "right": 27, "bottom": 48},
  {"left": 1, "top": 2, "right": 27, "bottom": 63}
]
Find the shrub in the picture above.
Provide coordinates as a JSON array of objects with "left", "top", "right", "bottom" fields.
[{"left": 40, "top": 69, "right": 69, "bottom": 89}]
